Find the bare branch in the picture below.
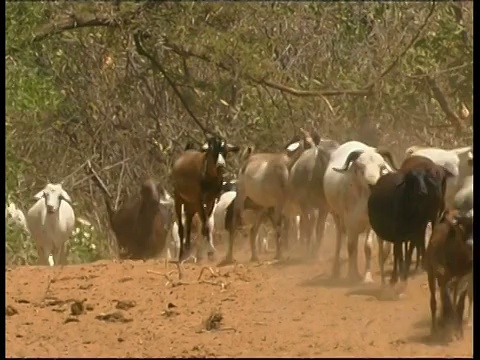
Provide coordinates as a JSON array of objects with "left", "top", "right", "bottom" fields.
[
  {"left": 32, "top": 4, "right": 151, "bottom": 43},
  {"left": 86, "top": 160, "right": 112, "bottom": 198},
  {"left": 373, "top": 2, "right": 436, "bottom": 82},
  {"left": 425, "top": 76, "right": 464, "bottom": 133},
  {"left": 133, "top": 32, "right": 211, "bottom": 136},
  {"left": 163, "top": 39, "right": 372, "bottom": 98}
]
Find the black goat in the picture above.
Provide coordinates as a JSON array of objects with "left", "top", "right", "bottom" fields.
[{"left": 368, "top": 155, "right": 454, "bottom": 287}]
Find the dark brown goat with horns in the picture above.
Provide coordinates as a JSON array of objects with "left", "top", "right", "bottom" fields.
[
  {"left": 105, "top": 179, "right": 172, "bottom": 260},
  {"left": 171, "top": 136, "right": 240, "bottom": 262}
]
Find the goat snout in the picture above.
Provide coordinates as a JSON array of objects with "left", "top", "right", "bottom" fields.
[
  {"left": 418, "top": 178, "right": 428, "bottom": 195},
  {"left": 46, "top": 204, "right": 57, "bottom": 214},
  {"left": 216, "top": 153, "right": 226, "bottom": 168}
]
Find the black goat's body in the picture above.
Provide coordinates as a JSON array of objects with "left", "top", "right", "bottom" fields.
[{"left": 368, "top": 157, "right": 450, "bottom": 285}]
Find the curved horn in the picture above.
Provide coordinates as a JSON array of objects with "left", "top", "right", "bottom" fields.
[
  {"left": 332, "top": 150, "right": 363, "bottom": 173},
  {"left": 376, "top": 148, "right": 399, "bottom": 171}
]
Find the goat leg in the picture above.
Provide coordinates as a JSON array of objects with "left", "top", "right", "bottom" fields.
[
  {"left": 174, "top": 199, "right": 185, "bottom": 262},
  {"left": 363, "top": 231, "right": 374, "bottom": 283},
  {"left": 455, "top": 290, "right": 467, "bottom": 340},
  {"left": 428, "top": 271, "right": 437, "bottom": 336},
  {"left": 390, "top": 242, "right": 402, "bottom": 286},
  {"left": 199, "top": 201, "right": 216, "bottom": 261},
  {"left": 273, "top": 212, "right": 284, "bottom": 261},
  {"left": 249, "top": 216, "right": 262, "bottom": 262},
  {"left": 331, "top": 215, "right": 343, "bottom": 279},
  {"left": 313, "top": 209, "right": 328, "bottom": 259},
  {"left": 404, "top": 240, "right": 416, "bottom": 279},
  {"left": 346, "top": 231, "right": 362, "bottom": 283},
  {"left": 182, "top": 214, "right": 193, "bottom": 262}
]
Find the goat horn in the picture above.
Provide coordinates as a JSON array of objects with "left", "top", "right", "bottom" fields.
[{"left": 333, "top": 150, "right": 363, "bottom": 172}]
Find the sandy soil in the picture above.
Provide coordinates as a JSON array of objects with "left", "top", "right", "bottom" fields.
[{"left": 6, "top": 232, "right": 473, "bottom": 358}]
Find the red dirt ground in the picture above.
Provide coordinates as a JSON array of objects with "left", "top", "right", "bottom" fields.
[{"left": 6, "top": 232, "right": 473, "bottom": 358}]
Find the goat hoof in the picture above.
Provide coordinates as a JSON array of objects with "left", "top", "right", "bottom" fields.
[{"left": 363, "top": 272, "right": 374, "bottom": 284}]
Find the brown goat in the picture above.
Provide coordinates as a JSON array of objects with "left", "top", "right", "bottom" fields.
[
  {"left": 105, "top": 179, "right": 170, "bottom": 260},
  {"left": 171, "top": 136, "right": 239, "bottom": 262},
  {"left": 425, "top": 209, "right": 473, "bottom": 339}
]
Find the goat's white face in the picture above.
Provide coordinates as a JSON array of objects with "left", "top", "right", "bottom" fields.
[
  {"left": 159, "top": 189, "right": 174, "bottom": 207},
  {"left": 356, "top": 152, "right": 391, "bottom": 186},
  {"left": 34, "top": 183, "right": 72, "bottom": 214},
  {"left": 6, "top": 203, "right": 26, "bottom": 227}
]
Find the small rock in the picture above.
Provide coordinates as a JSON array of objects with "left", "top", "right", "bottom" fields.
[
  {"left": 71, "top": 300, "right": 85, "bottom": 316},
  {"left": 95, "top": 311, "right": 132, "bottom": 323},
  {"left": 6, "top": 305, "right": 18, "bottom": 316},
  {"left": 115, "top": 300, "right": 136, "bottom": 311}
]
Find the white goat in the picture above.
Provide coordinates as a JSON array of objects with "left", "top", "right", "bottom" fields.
[
  {"left": 323, "top": 141, "right": 396, "bottom": 283},
  {"left": 6, "top": 202, "right": 29, "bottom": 234},
  {"left": 405, "top": 145, "right": 472, "bottom": 208},
  {"left": 26, "top": 183, "right": 75, "bottom": 266}
]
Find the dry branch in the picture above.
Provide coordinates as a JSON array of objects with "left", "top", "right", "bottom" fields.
[
  {"left": 86, "top": 160, "right": 112, "bottom": 198},
  {"left": 31, "top": 4, "right": 151, "bottom": 43},
  {"left": 133, "top": 32, "right": 211, "bottom": 136},
  {"left": 425, "top": 76, "right": 464, "bottom": 133},
  {"left": 373, "top": 2, "right": 436, "bottom": 82},
  {"left": 163, "top": 39, "right": 372, "bottom": 98}
]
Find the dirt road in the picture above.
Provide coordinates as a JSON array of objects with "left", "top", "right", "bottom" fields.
[{"left": 6, "top": 236, "right": 472, "bottom": 357}]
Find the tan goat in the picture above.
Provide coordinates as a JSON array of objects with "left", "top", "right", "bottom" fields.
[
  {"left": 286, "top": 132, "right": 340, "bottom": 258},
  {"left": 220, "top": 130, "right": 317, "bottom": 265}
]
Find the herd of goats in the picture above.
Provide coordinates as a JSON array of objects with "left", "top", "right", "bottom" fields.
[{"left": 6, "top": 128, "right": 473, "bottom": 340}]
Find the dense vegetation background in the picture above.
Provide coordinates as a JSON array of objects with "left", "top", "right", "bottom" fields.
[{"left": 6, "top": 2, "right": 473, "bottom": 264}]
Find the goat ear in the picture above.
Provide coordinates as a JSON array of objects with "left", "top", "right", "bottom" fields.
[
  {"left": 33, "top": 190, "right": 44, "bottom": 200},
  {"left": 286, "top": 141, "right": 301, "bottom": 153},
  {"left": 60, "top": 189, "right": 72, "bottom": 205},
  {"left": 201, "top": 142, "right": 209, "bottom": 151},
  {"left": 376, "top": 148, "right": 399, "bottom": 171},
  {"left": 226, "top": 144, "right": 240, "bottom": 153}
]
